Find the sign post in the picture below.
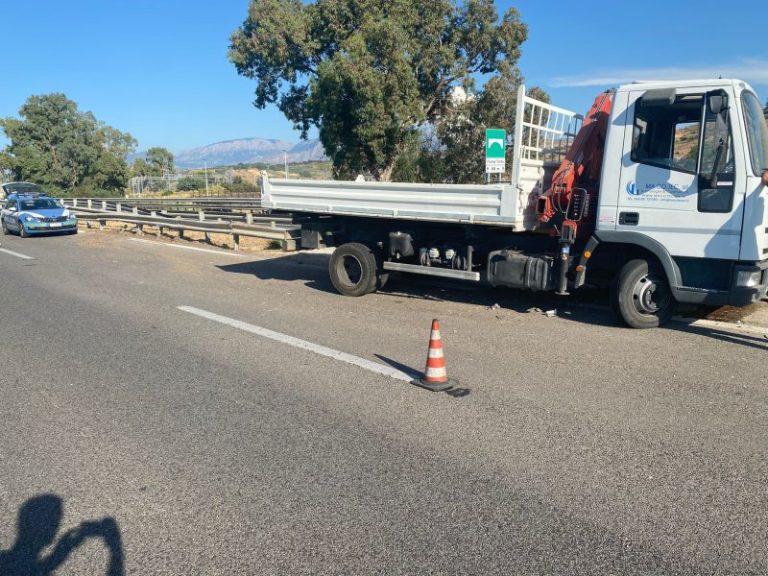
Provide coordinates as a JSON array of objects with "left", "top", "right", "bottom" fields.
[{"left": 485, "top": 128, "right": 506, "bottom": 175}]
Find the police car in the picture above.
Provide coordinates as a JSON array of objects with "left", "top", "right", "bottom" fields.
[{"left": 1, "top": 190, "right": 78, "bottom": 237}]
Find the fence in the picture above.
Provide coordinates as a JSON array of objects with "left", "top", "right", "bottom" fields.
[{"left": 63, "top": 197, "right": 301, "bottom": 251}]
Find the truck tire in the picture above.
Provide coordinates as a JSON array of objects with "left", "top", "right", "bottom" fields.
[
  {"left": 329, "top": 242, "right": 385, "bottom": 297},
  {"left": 611, "top": 258, "right": 675, "bottom": 329}
]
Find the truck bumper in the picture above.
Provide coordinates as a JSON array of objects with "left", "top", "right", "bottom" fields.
[
  {"left": 672, "top": 259, "right": 768, "bottom": 306},
  {"left": 728, "top": 260, "right": 768, "bottom": 306}
]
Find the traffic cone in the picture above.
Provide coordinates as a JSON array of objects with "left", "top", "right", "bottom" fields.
[{"left": 412, "top": 319, "right": 455, "bottom": 392}]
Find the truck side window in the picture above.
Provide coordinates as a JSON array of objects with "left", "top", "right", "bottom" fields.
[
  {"left": 697, "top": 91, "right": 735, "bottom": 213},
  {"left": 699, "top": 106, "right": 734, "bottom": 178},
  {"left": 631, "top": 94, "right": 704, "bottom": 175}
]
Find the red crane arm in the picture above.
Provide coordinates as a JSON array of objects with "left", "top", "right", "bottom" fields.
[{"left": 536, "top": 91, "right": 614, "bottom": 228}]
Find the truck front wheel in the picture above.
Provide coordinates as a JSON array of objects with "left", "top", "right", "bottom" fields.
[
  {"left": 612, "top": 259, "right": 675, "bottom": 328},
  {"left": 329, "top": 242, "right": 387, "bottom": 297}
]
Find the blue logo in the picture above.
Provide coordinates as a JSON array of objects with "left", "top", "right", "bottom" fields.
[{"left": 626, "top": 181, "right": 639, "bottom": 196}]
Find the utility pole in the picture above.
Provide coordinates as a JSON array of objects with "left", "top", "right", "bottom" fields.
[
  {"left": 204, "top": 161, "right": 209, "bottom": 195},
  {"left": 283, "top": 150, "right": 288, "bottom": 180}
]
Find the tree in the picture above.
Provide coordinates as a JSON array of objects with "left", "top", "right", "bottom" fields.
[
  {"left": 145, "top": 147, "right": 175, "bottom": 177},
  {"left": 393, "top": 77, "right": 549, "bottom": 184},
  {"left": 0, "top": 94, "right": 136, "bottom": 195},
  {"left": 764, "top": 98, "right": 767, "bottom": 121},
  {"left": 230, "top": 0, "right": 527, "bottom": 180}
]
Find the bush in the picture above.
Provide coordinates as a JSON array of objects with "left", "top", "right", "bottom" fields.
[
  {"left": 176, "top": 176, "right": 206, "bottom": 191},
  {"left": 222, "top": 178, "right": 259, "bottom": 194}
]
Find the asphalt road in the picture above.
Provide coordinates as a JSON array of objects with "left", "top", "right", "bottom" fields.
[{"left": 0, "top": 229, "right": 766, "bottom": 575}]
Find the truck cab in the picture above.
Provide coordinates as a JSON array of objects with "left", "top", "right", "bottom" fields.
[{"left": 593, "top": 80, "right": 768, "bottom": 315}]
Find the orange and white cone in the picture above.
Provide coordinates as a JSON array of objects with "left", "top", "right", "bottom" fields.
[{"left": 413, "top": 319, "right": 455, "bottom": 392}]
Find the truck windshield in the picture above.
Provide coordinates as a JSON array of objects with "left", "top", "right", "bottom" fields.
[{"left": 741, "top": 91, "right": 768, "bottom": 175}]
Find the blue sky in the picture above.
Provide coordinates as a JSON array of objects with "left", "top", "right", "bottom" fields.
[{"left": 2, "top": 0, "right": 766, "bottom": 154}]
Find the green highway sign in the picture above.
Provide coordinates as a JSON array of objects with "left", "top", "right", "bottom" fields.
[{"left": 485, "top": 128, "right": 506, "bottom": 174}]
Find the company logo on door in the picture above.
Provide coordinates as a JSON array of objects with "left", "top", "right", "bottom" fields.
[{"left": 625, "top": 181, "right": 693, "bottom": 202}]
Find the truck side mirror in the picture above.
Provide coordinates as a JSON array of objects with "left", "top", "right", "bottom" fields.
[{"left": 708, "top": 94, "right": 727, "bottom": 115}]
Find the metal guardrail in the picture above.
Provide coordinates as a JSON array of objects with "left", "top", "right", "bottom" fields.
[
  {"left": 63, "top": 196, "right": 263, "bottom": 213},
  {"left": 66, "top": 198, "right": 301, "bottom": 251}
]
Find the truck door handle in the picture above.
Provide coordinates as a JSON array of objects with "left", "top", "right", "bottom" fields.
[{"left": 619, "top": 212, "right": 639, "bottom": 225}]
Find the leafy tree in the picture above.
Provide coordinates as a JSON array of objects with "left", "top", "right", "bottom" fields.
[
  {"left": 130, "top": 158, "right": 150, "bottom": 178},
  {"left": 0, "top": 94, "right": 136, "bottom": 195},
  {"left": 764, "top": 98, "right": 767, "bottom": 121},
  {"left": 145, "top": 147, "right": 175, "bottom": 177},
  {"left": 130, "top": 148, "right": 174, "bottom": 178},
  {"left": 394, "top": 78, "right": 549, "bottom": 184},
  {"left": 230, "top": 0, "right": 528, "bottom": 180}
]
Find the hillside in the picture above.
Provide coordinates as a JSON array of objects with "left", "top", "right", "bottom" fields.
[{"left": 173, "top": 138, "right": 327, "bottom": 169}]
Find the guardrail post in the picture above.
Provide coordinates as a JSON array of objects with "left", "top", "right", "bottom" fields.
[
  {"left": 133, "top": 206, "right": 138, "bottom": 215},
  {"left": 116, "top": 203, "right": 122, "bottom": 213},
  {"left": 87, "top": 198, "right": 92, "bottom": 209},
  {"left": 71, "top": 198, "right": 78, "bottom": 208},
  {"left": 282, "top": 238, "right": 298, "bottom": 252},
  {"left": 101, "top": 200, "right": 107, "bottom": 210},
  {"left": 150, "top": 211, "right": 161, "bottom": 238},
  {"left": 232, "top": 233, "right": 240, "bottom": 251},
  {"left": 198, "top": 210, "right": 205, "bottom": 222},
  {"left": 246, "top": 210, "right": 253, "bottom": 224}
]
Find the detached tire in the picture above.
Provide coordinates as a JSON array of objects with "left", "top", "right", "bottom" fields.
[
  {"left": 329, "top": 242, "right": 386, "bottom": 297},
  {"left": 612, "top": 259, "right": 675, "bottom": 329}
]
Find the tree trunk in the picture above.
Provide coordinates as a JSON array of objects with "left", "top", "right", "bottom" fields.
[{"left": 378, "top": 162, "right": 395, "bottom": 182}]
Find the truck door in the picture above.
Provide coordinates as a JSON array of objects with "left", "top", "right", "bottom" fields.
[{"left": 617, "top": 88, "right": 745, "bottom": 260}]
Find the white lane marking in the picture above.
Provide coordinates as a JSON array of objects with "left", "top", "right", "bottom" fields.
[
  {"left": 130, "top": 238, "right": 245, "bottom": 257},
  {"left": 178, "top": 305, "right": 416, "bottom": 383},
  {"left": 673, "top": 316, "right": 768, "bottom": 336},
  {"left": 0, "top": 247, "right": 34, "bottom": 260}
]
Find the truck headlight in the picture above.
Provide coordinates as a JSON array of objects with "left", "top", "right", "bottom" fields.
[{"left": 736, "top": 270, "right": 762, "bottom": 288}]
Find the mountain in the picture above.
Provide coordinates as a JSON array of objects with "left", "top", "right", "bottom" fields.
[{"left": 171, "top": 138, "right": 327, "bottom": 169}]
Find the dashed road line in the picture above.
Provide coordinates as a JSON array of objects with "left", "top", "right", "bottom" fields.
[
  {"left": 130, "top": 238, "right": 245, "bottom": 257},
  {"left": 0, "top": 247, "right": 34, "bottom": 260},
  {"left": 177, "top": 305, "right": 415, "bottom": 383}
]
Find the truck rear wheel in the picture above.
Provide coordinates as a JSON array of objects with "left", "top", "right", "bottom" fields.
[
  {"left": 329, "top": 242, "right": 386, "bottom": 297},
  {"left": 612, "top": 258, "right": 675, "bottom": 329}
]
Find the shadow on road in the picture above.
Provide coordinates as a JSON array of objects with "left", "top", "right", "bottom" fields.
[
  {"left": 669, "top": 322, "right": 768, "bottom": 351},
  {"left": 374, "top": 354, "right": 472, "bottom": 398},
  {"left": 0, "top": 494, "right": 124, "bottom": 575},
  {"left": 218, "top": 253, "right": 767, "bottom": 347},
  {"left": 218, "top": 253, "right": 618, "bottom": 323}
]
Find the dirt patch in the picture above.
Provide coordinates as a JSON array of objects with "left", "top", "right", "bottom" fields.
[
  {"left": 80, "top": 221, "right": 275, "bottom": 253},
  {"left": 701, "top": 301, "right": 768, "bottom": 326}
]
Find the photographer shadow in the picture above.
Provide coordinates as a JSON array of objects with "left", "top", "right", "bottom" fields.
[{"left": 0, "top": 494, "right": 124, "bottom": 575}]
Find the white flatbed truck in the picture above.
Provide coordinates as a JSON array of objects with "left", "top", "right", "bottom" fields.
[{"left": 262, "top": 79, "right": 768, "bottom": 328}]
